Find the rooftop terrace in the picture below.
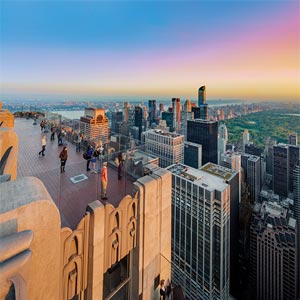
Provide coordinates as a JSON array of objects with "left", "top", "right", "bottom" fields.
[{"left": 15, "top": 117, "right": 134, "bottom": 229}]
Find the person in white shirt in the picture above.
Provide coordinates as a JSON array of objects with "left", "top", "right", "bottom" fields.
[{"left": 39, "top": 134, "right": 47, "bottom": 156}]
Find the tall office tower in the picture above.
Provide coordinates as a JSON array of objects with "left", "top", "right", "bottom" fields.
[
  {"left": 201, "top": 163, "right": 240, "bottom": 298},
  {"left": 192, "top": 106, "right": 201, "bottom": 119},
  {"left": 294, "top": 161, "right": 300, "bottom": 296},
  {"left": 162, "top": 111, "right": 174, "bottom": 132},
  {"left": 242, "top": 129, "right": 250, "bottom": 152},
  {"left": 128, "top": 105, "right": 135, "bottom": 127},
  {"left": 134, "top": 106, "right": 143, "bottom": 140},
  {"left": 111, "top": 111, "right": 123, "bottom": 134},
  {"left": 167, "top": 163, "right": 230, "bottom": 300},
  {"left": 148, "top": 99, "right": 157, "bottom": 125},
  {"left": 184, "top": 141, "right": 202, "bottom": 169},
  {"left": 249, "top": 202, "right": 297, "bottom": 300},
  {"left": 220, "top": 151, "right": 241, "bottom": 203},
  {"left": 144, "top": 129, "right": 184, "bottom": 167},
  {"left": 198, "top": 85, "right": 208, "bottom": 120},
  {"left": 273, "top": 144, "right": 289, "bottom": 197},
  {"left": 80, "top": 108, "right": 109, "bottom": 145},
  {"left": 182, "top": 99, "right": 194, "bottom": 138},
  {"left": 187, "top": 119, "right": 218, "bottom": 164},
  {"left": 288, "top": 133, "right": 298, "bottom": 145},
  {"left": 289, "top": 145, "right": 300, "bottom": 192},
  {"left": 172, "top": 98, "right": 181, "bottom": 132},
  {"left": 241, "top": 154, "right": 261, "bottom": 203},
  {"left": 218, "top": 124, "right": 228, "bottom": 164},
  {"left": 123, "top": 102, "right": 129, "bottom": 123},
  {"left": 159, "top": 103, "right": 164, "bottom": 115},
  {"left": 265, "top": 137, "right": 276, "bottom": 175},
  {"left": 245, "top": 143, "right": 262, "bottom": 157}
]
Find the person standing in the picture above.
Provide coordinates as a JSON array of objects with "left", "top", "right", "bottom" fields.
[
  {"left": 101, "top": 162, "right": 108, "bottom": 200},
  {"left": 50, "top": 124, "right": 55, "bottom": 141},
  {"left": 117, "top": 152, "right": 123, "bottom": 180},
  {"left": 39, "top": 133, "right": 47, "bottom": 156},
  {"left": 86, "top": 145, "right": 94, "bottom": 171},
  {"left": 59, "top": 146, "right": 68, "bottom": 173},
  {"left": 76, "top": 133, "right": 82, "bottom": 152}
]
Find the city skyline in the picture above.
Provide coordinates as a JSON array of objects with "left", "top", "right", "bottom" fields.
[{"left": 1, "top": 1, "right": 300, "bottom": 102}]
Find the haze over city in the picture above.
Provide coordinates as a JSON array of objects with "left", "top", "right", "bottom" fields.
[{"left": 1, "top": 0, "right": 300, "bottom": 102}]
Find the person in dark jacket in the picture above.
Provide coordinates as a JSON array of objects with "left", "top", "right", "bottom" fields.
[
  {"left": 86, "top": 145, "right": 94, "bottom": 171},
  {"left": 59, "top": 146, "right": 68, "bottom": 173}
]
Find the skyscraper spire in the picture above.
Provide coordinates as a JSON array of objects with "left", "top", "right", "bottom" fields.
[{"left": 198, "top": 85, "right": 206, "bottom": 105}]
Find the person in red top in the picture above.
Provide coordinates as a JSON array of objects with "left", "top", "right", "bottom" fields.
[{"left": 101, "top": 162, "right": 108, "bottom": 200}]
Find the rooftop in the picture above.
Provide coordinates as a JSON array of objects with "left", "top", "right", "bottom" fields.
[
  {"left": 146, "top": 129, "right": 184, "bottom": 138},
  {"left": 200, "top": 162, "right": 237, "bottom": 180},
  {"left": 14, "top": 117, "right": 134, "bottom": 229},
  {"left": 167, "top": 163, "right": 228, "bottom": 192}
]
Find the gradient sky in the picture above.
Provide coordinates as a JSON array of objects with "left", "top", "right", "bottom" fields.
[{"left": 0, "top": 1, "right": 299, "bottom": 101}]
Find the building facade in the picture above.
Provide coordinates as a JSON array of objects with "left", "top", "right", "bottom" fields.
[
  {"left": 184, "top": 141, "right": 202, "bottom": 169},
  {"left": 172, "top": 98, "right": 181, "bottom": 132},
  {"left": 241, "top": 154, "right": 261, "bottom": 203},
  {"left": 80, "top": 108, "right": 109, "bottom": 146},
  {"left": 249, "top": 201, "right": 297, "bottom": 300},
  {"left": 167, "top": 163, "right": 230, "bottom": 300},
  {"left": 144, "top": 129, "right": 184, "bottom": 168},
  {"left": 187, "top": 119, "right": 218, "bottom": 165},
  {"left": 148, "top": 100, "right": 157, "bottom": 125}
]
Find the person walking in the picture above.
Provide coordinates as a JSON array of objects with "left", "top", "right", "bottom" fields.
[
  {"left": 101, "top": 162, "right": 108, "bottom": 200},
  {"left": 39, "top": 133, "right": 47, "bottom": 156},
  {"left": 86, "top": 145, "right": 94, "bottom": 171},
  {"left": 59, "top": 146, "right": 68, "bottom": 173}
]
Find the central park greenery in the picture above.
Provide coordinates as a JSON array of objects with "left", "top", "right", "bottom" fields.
[{"left": 222, "top": 109, "right": 300, "bottom": 147}]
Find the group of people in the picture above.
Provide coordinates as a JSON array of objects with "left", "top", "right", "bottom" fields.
[
  {"left": 84, "top": 145, "right": 108, "bottom": 200},
  {"left": 37, "top": 119, "right": 110, "bottom": 200}
]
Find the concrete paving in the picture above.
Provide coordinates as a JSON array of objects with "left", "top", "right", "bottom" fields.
[{"left": 14, "top": 118, "right": 134, "bottom": 229}]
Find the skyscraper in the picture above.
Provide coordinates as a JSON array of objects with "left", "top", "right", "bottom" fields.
[
  {"left": 111, "top": 111, "right": 123, "bottom": 134},
  {"left": 184, "top": 141, "right": 202, "bottom": 169},
  {"left": 167, "top": 163, "right": 230, "bottom": 300},
  {"left": 273, "top": 144, "right": 289, "bottom": 197},
  {"left": 294, "top": 161, "right": 300, "bottom": 296},
  {"left": 249, "top": 201, "right": 297, "bottom": 300},
  {"left": 80, "top": 108, "right": 109, "bottom": 145},
  {"left": 182, "top": 99, "right": 193, "bottom": 138},
  {"left": 201, "top": 163, "right": 240, "bottom": 298},
  {"left": 172, "top": 98, "right": 181, "bottom": 132},
  {"left": 148, "top": 99, "right": 157, "bottom": 125},
  {"left": 218, "top": 124, "right": 228, "bottom": 163},
  {"left": 245, "top": 143, "right": 262, "bottom": 157},
  {"left": 198, "top": 85, "right": 208, "bottom": 120},
  {"left": 144, "top": 129, "right": 184, "bottom": 167},
  {"left": 187, "top": 119, "right": 218, "bottom": 164},
  {"left": 289, "top": 145, "right": 300, "bottom": 192},
  {"left": 241, "top": 154, "right": 261, "bottom": 203},
  {"left": 162, "top": 111, "right": 174, "bottom": 132},
  {"left": 134, "top": 105, "right": 143, "bottom": 140}
]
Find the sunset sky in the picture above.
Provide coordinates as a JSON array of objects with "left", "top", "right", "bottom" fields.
[{"left": 0, "top": 1, "right": 299, "bottom": 101}]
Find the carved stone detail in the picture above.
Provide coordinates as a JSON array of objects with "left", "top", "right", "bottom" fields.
[
  {"left": 61, "top": 213, "right": 90, "bottom": 300},
  {"left": 0, "top": 230, "right": 33, "bottom": 300}
]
